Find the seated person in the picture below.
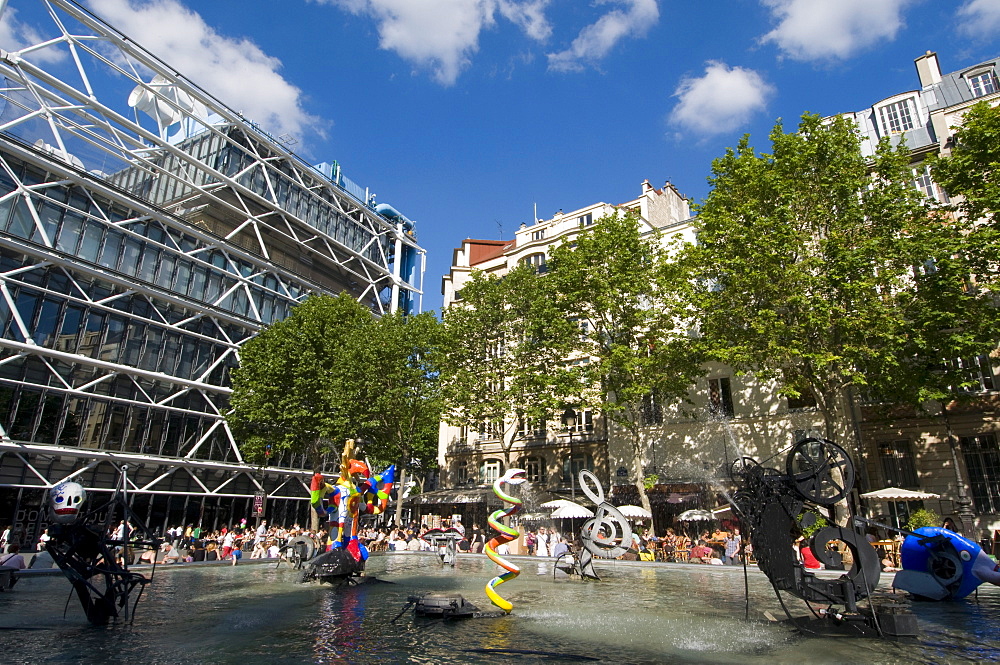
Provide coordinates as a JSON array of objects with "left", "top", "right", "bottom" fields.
[
  {"left": 158, "top": 543, "right": 181, "bottom": 564},
  {"left": 689, "top": 540, "right": 714, "bottom": 563},
  {"left": 138, "top": 547, "right": 157, "bottom": 564},
  {"left": 205, "top": 542, "right": 219, "bottom": 561},
  {"left": 708, "top": 551, "right": 724, "bottom": 565},
  {"left": 0, "top": 544, "right": 26, "bottom": 570}
]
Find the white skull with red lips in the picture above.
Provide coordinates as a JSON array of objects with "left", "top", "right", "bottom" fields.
[{"left": 49, "top": 481, "right": 87, "bottom": 524}]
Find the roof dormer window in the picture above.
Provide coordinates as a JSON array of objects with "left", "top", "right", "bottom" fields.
[
  {"left": 877, "top": 97, "right": 917, "bottom": 135},
  {"left": 966, "top": 68, "right": 998, "bottom": 98}
]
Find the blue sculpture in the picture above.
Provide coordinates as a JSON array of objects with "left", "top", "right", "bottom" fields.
[{"left": 894, "top": 526, "right": 1000, "bottom": 600}]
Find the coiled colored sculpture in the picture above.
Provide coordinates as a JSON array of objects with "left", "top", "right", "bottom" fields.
[{"left": 484, "top": 468, "right": 526, "bottom": 613}]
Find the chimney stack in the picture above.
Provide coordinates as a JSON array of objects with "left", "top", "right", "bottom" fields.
[{"left": 915, "top": 51, "right": 942, "bottom": 88}]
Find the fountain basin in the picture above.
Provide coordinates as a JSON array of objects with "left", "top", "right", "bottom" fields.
[{"left": 0, "top": 553, "right": 998, "bottom": 663}]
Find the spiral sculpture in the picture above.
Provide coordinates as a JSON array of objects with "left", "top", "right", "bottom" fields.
[{"left": 484, "top": 468, "right": 526, "bottom": 613}]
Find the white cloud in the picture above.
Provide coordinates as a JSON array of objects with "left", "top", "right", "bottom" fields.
[
  {"left": 759, "top": 0, "right": 913, "bottom": 61},
  {"left": 319, "top": 0, "right": 551, "bottom": 86},
  {"left": 957, "top": 0, "right": 1000, "bottom": 39},
  {"left": 547, "top": 0, "right": 659, "bottom": 72},
  {"left": 0, "top": 7, "right": 66, "bottom": 64},
  {"left": 668, "top": 62, "right": 774, "bottom": 137},
  {"left": 86, "top": 0, "right": 321, "bottom": 141}
]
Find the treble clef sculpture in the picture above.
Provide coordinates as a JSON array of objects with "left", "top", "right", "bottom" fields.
[
  {"left": 579, "top": 470, "right": 633, "bottom": 560},
  {"left": 484, "top": 468, "right": 526, "bottom": 613}
]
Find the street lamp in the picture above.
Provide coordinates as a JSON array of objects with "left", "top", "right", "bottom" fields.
[{"left": 562, "top": 407, "right": 577, "bottom": 501}]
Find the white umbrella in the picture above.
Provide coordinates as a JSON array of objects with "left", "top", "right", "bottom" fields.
[
  {"left": 540, "top": 499, "right": 579, "bottom": 510},
  {"left": 551, "top": 503, "right": 595, "bottom": 519},
  {"left": 616, "top": 505, "right": 652, "bottom": 519},
  {"left": 860, "top": 487, "right": 940, "bottom": 500},
  {"left": 677, "top": 509, "right": 713, "bottom": 522}
]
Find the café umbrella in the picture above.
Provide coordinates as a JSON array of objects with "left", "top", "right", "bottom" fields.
[
  {"left": 616, "top": 505, "right": 652, "bottom": 520},
  {"left": 859, "top": 487, "right": 940, "bottom": 501},
  {"left": 677, "top": 509, "right": 713, "bottom": 522}
]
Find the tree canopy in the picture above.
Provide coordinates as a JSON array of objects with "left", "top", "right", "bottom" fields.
[
  {"left": 547, "top": 209, "right": 703, "bottom": 510},
  {"left": 226, "top": 293, "right": 443, "bottom": 513},
  {"left": 688, "top": 112, "right": 996, "bottom": 445}
]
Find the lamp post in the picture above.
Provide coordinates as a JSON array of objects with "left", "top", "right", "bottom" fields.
[{"left": 562, "top": 408, "right": 577, "bottom": 501}]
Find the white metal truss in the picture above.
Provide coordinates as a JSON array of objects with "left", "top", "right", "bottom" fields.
[
  {"left": 0, "top": 0, "right": 424, "bottom": 316},
  {"left": 0, "top": 0, "right": 425, "bottom": 497},
  {"left": 0, "top": 440, "right": 311, "bottom": 500}
]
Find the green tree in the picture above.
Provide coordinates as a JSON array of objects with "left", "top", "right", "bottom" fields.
[
  {"left": 346, "top": 309, "right": 444, "bottom": 527},
  {"left": 930, "top": 101, "right": 1000, "bottom": 288},
  {"left": 440, "top": 265, "right": 578, "bottom": 471},
  {"left": 689, "top": 113, "right": 995, "bottom": 453},
  {"left": 547, "top": 209, "right": 703, "bottom": 512},
  {"left": 227, "top": 293, "right": 373, "bottom": 476}
]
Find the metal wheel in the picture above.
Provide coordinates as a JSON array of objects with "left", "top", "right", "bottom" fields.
[{"left": 785, "top": 437, "right": 855, "bottom": 505}]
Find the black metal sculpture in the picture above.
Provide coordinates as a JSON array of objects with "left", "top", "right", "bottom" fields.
[
  {"left": 728, "top": 437, "right": 916, "bottom": 637},
  {"left": 45, "top": 466, "right": 160, "bottom": 625}
]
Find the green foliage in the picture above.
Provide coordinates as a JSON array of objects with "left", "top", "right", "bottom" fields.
[
  {"left": 906, "top": 508, "right": 940, "bottom": 532},
  {"left": 687, "top": 112, "right": 996, "bottom": 440},
  {"left": 227, "top": 293, "right": 373, "bottom": 468},
  {"left": 799, "top": 510, "right": 828, "bottom": 538},
  {"left": 440, "top": 264, "right": 578, "bottom": 441},
  {"left": 931, "top": 101, "right": 1000, "bottom": 231},
  {"left": 547, "top": 209, "right": 703, "bottom": 430},
  {"left": 226, "top": 294, "right": 444, "bottom": 485}
]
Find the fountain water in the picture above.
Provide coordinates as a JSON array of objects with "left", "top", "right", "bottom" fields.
[{"left": 2, "top": 554, "right": 998, "bottom": 663}]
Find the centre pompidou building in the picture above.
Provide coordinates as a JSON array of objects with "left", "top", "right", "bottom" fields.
[{"left": 0, "top": 0, "right": 425, "bottom": 545}]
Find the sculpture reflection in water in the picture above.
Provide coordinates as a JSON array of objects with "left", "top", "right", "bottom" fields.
[
  {"left": 44, "top": 466, "right": 161, "bottom": 625},
  {"left": 729, "top": 437, "right": 917, "bottom": 638}
]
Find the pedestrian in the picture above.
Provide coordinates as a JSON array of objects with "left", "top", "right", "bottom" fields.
[
  {"left": 0, "top": 525, "right": 11, "bottom": 553},
  {"left": 723, "top": 528, "right": 742, "bottom": 565}
]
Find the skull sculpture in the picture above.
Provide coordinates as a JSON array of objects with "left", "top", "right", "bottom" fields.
[{"left": 49, "top": 481, "right": 87, "bottom": 524}]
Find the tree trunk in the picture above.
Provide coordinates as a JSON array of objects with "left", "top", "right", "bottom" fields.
[{"left": 393, "top": 463, "right": 407, "bottom": 529}]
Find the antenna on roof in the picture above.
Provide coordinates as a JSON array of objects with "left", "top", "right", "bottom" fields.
[
  {"left": 496, "top": 219, "right": 503, "bottom": 239},
  {"left": 534, "top": 202, "right": 538, "bottom": 223}
]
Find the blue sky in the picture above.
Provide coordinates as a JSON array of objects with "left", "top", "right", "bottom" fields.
[{"left": 3, "top": 0, "right": 1000, "bottom": 311}]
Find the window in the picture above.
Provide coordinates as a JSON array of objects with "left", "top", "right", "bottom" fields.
[
  {"left": 878, "top": 440, "right": 920, "bottom": 488},
  {"left": 912, "top": 164, "right": 949, "bottom": 203},
  {"left": 640, "top": 391, "right": 663, "bottom": 426},
  {"left": 562, "top": 452, "right": 593, "bottom": 484},
  {"left": 786, "top": 389, "right": 817, "bottom": 410},
  {"left": 945, "top": 355, "right": 996, "bottom": 393},
  {"left": 967, "top": 70, "right": 998, "bottom": 98},
  {"left": 578, "top": 213, "right": 593, "bottom": 227},
  {"left": 517, "top": 414, "right": 546, "bottom": 439},
  {"left": 519, "top": 252, "right": 547, "bottom": 274},
  {"left": 455, "top": 460, "right": 469, "bottom": 485},
  {"left": 563, "top": 409, "right": 594, "bottom": 434},
  {"left": 481, "top": 458, "right": 503, "bottom": 484},
  {"left": 878, "top": 98, "right": 916, "bottom": 135},
  {"left": 531, "top": 229, "right": 545, "bottom": 241},
  {"left": 960, "top": 433, "right": 1000, "bottom": 514},
  {"left": 522, "top": 456, "right": 546, "bottom": 483},
  {"left": 708, "top": 377, "right": 734, "bottom": 417},
  {"left": 477, "top": 420, "right": 501, "bottom": 441}
]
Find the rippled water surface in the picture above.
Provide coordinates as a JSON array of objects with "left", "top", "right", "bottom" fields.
[{"left": 1, "top": 554, "right": 999, "bottom": 664}]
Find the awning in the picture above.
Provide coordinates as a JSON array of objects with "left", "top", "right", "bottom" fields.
[
  {"left": 405, "top": 487, "right": 501, "bottom": 506},
  {"left": 860, "top": 487, "right": 940, "bottom": 501}
]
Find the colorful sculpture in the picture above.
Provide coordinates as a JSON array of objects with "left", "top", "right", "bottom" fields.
[
  {"left": 302, "top": 439, "right": 395, "bottom": 584},
  {"left": 484, "top": 468, "right": 526, "bottom": 613},
  {"left": 894, "top": 526, "right": 1000, "bottom": 600}
]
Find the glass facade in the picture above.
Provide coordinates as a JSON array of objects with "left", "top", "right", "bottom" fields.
[{"left": 0, "top": 0, "right": 425, "bottom": 543}]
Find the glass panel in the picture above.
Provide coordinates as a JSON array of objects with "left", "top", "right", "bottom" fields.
[
  {"left": 33, "top": 297, "right": 62, "bottom": 347},
  {"left": 119, "top": 236, "right": 142, "bottom": 276},
  {"left": 57, "top": 305, "right": 84, "bottom": 354},
  {"left": 37, "top": 201, "right": 62, "bottom": 245},
  {"left": 56, "top": 212, "right": 84, "bottom": 253},
  {"left": 78, "top": 220, "right": 104, "bottom": 262},
  {"left": 98, "top": 230, "right": 123, "bottom": 269}
]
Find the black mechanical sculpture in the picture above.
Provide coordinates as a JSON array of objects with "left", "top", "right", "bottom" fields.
[
  {"left": 728, "top": 437, "right": 916, "bottom": 638},
  {"left": 45, "top": 466, "right": 161, "bottom": 625}
]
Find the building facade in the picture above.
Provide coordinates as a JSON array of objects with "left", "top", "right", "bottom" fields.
[
  {"left": 438, "top": 51, "right": 1000, "bottom": 541},
  {"left": 0, "top": 0, "right": 424, "bottom": 546}
]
